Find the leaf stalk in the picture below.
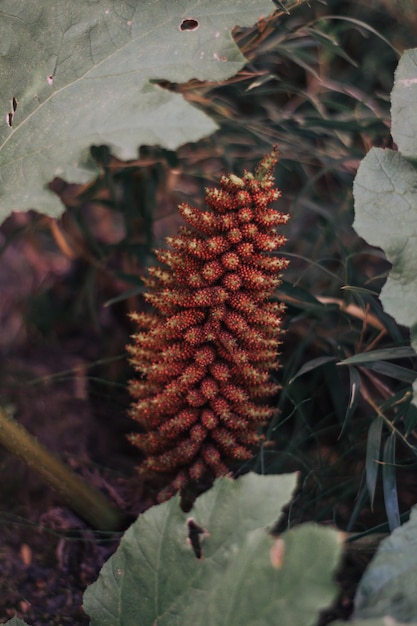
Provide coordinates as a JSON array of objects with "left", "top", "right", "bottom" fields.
[{"left": 0, "top": 406, "right": 124, "bottom": 531}]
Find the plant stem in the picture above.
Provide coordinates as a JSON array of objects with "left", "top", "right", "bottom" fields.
[{"left": 0, "top": 405, "right": 124, "bottom": 531}]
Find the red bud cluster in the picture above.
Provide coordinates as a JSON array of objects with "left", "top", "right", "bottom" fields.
[{"left": 127, "top": 147, "right": 289, "bottom": 501}]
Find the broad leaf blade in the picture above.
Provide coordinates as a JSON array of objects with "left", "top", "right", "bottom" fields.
[
  {"left": 178, "top": 524, "right": 342, "bottom": 626},
  {"left": 353, "top": 149, "right": 417, "bottom": 377},
  {"left": 353, "top": 49, "right": 417, "bottom": 404},
  {"left": 84, "top": 473, "right": 296, "bottom": 626},
  {"left": 391, "top": 48, "right": 417, "bottom": 156},
  {"left": 354, "top": 507, "right": 417, "bottom": 622},
  {"left": 84, "top": 472, "right": 343, "bottom": 626},
  {"left": 0, "top": 0, "right": 277, "bottom": 221},
  {"left": 334, "top": 621, "right": 417, "bottom": 626}
]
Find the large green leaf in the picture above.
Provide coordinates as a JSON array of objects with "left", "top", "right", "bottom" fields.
[
  {"left": 0, "top": 0, "right": 277, "bottom": 221},
  {"left": 3, "top": 619, "right": 30, "bottom": 626},
  {"left": 353, "top": 507, "right": 417, "bottom": 623},
  {"left": 84, "top": 472, "right": 343, "bottom": 626},
  {"left": 391, "top": 49, "right": 417, "bottom": 156},
  {"left": 334, "top": 621, "right": 417, "bottom": 625},
  {"left": 353, "top": 148, "right": 417, "bottom": 344},
  {"left": 353, "top": 48, "right": 417, "bottom": 399}
]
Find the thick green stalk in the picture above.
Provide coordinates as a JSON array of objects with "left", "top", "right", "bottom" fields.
[{"left": 0, "top": 405, "right": 123, "bottom": 531}]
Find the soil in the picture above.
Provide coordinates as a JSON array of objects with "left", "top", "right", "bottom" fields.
[{"left": 0, "top": 209, "right": 148, "bottom": 625}]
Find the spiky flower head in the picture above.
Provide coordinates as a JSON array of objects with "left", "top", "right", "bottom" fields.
[{"left": 127, "top": 147, "right": 289, "bottom": 501}]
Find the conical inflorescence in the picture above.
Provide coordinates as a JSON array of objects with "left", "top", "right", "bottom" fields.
[{"left": 127, "top": 147, "right": 289, "bottom": 501}]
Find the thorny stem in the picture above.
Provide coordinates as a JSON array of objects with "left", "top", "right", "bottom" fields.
[{"left": 0, "top": 405, "right": 124, "bottom": 531}]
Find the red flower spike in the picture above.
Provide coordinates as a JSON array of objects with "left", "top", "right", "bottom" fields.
[
  {"left": 222, "top": 273, "right": 242, "bottom": 291},
  {"left": 210, "top": 361, "right": 231, "bottom": 382},
  {"left": 128, "top": 147, "right": 289, "bottom": 499},
  {"left": 201, "top": 409, "right": 218, "bottom": 430},
  {"left": 200, "top": 377, "right": 219, "bottom": 400},
  {"left": 227, "top": 228, "right": 243, "bottom": 244},
  {"left": 187, "top": 389, "right": 206, "bottom": 407},
  {"left": 221, "top": 252, "right": 240, "bottom": 270},
  {"left": 159, "top": 409, "right": 199, "bottom": 439},
  {"left": 189, "top": 460, "right": 206, "bottom": 481}
]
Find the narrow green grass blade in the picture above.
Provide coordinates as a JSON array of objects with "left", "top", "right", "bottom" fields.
[
  {"left": 382, "top": 433, "right": 400, "bottom": 531},
  {"left": 364, "top": 361, "right": 417, "bottom": 384},
  {"left": 289, "top": 356, "right": 338, "bottom": 384},
  {"left": 366, "top": 418, "right": 383, "bottom": 510},
  {"left": 340, "top": 366, "right": 361, "bottom": 436},
  {"left": 339, "top": 346, "right": 416, "bottom": 365}
]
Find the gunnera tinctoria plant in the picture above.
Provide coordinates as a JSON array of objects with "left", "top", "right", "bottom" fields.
[{"left": 127, "top": 147, "right": 289, "bottom": 501}]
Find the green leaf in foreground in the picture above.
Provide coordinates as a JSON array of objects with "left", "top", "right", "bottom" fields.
[
  {"left": 353, "top": 506, "right": 417, "bottom": 623},
  {"left": 2, "top": 619, "right": 30, "bottom": 626},
  {"left": 84, "top": 472, "right": 343, "bottom": 626},
  {"left": 0, "top": 0, "right": 278, "bottom": 221}
]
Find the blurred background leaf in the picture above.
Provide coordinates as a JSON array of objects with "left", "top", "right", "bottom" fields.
[{"left": 0, "top": 0, "right": 283, "bottom": 220}]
